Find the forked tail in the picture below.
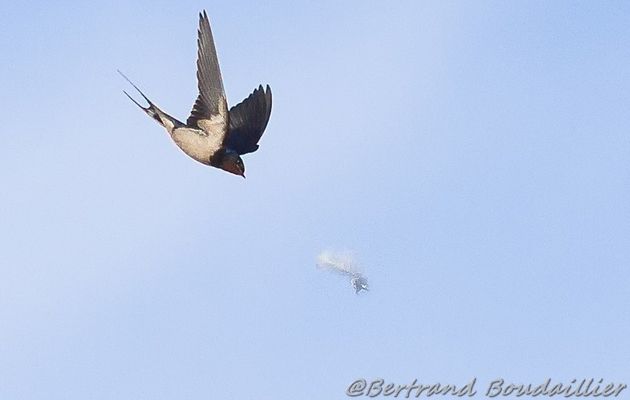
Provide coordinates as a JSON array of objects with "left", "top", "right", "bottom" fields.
[{"left": 118, "top": 70, "right": 167, "bottom": 127}]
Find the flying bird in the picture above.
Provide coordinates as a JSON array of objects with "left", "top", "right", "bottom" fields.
[
  {"left": 317, "top": 251, "right": 370, "bottom": 294},
  {"left": 119, "top": 11, "right": 272, "bottom": 178},
  {"left": 350, "top": 276, "right": 369, "bottom": 294}
]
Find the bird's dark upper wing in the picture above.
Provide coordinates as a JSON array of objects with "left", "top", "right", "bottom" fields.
[
  {"left": 224, "top": 85, "right": 272, "bottom": 155},
  {"left": 187, "top": 11, "right": 228, "bottom": 131}
]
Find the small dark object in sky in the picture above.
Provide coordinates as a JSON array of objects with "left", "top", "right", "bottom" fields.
[
  {"left": 351, "top": 276, "right": 369, "bottom": 294},
  {"left": 119, "top": 11, "right": 272, "bottom": 178}
]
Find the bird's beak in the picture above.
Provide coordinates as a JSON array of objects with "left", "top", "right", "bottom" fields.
[{"left": 241, "top": 173, "right": 246, "bottom": 179}]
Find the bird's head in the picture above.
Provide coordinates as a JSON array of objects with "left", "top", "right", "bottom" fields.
[{"left": 220, "top": 150, "right": 246, "bottom": 178}]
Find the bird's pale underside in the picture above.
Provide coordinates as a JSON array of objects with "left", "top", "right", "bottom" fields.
[{"left": 120, "top": 10, "right": 272, "bottom": 177}]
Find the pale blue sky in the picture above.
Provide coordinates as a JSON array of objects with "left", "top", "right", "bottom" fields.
[{"left": 1, "top": 1, "right": 629, "bottom": 399}]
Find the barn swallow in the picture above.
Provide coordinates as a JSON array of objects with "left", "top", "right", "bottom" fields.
[{"left": 119, "top": 11, "right": 272, "bottom": 178}]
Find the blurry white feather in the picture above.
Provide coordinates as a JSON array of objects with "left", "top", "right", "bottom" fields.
[{"left": 316, "top": 250, "right": 360, "bottom": 277}]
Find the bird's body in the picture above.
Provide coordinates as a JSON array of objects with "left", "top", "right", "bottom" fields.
[
  {"left": 120, "top": 11, "right": 272, "bottom": 177},
  {"left": 171, "top": 126, "right": 224, "bottom": 166}
]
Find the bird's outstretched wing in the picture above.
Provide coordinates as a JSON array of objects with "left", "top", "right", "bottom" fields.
[
  {"left": 224, "top": 85, "right": 272, "bottom": 155},
  {"left": 187, "top": 11, "right": 228, "bottom": 134}
]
